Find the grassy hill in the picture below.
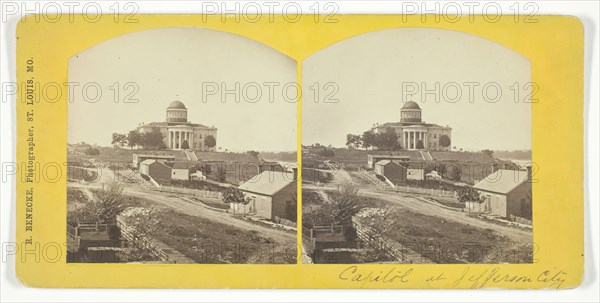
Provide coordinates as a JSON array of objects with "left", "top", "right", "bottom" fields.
[{"left": 68, "top": 146, "right": 262, "bottom": 165}]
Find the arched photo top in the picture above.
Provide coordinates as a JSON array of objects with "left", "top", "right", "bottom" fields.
[
  {"left": 67, "top": 27, "right": 297, "bottom": 152},
  {"left": 304, "top": 27, "right": 530, "bottom": 64},
  {"left": 302, "top": 27, "right": 532, "bottom": 152},
  {"left": 68, "top": 26, "right": 295, "bottom": 62}
]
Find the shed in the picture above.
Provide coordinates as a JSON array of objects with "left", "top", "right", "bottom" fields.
[
  {"left": 171, "top": 162, "right": 190, "bottom": 181},
  {"left": 374, "top": 160, "right": 407, "bottom": 184},
  {"left": 473, "top": 168, "right": 532, "bottom": 221},
  {"left": 234, "top": 170, "right": 296, "bottom": 221},
  {"left": 139, "top": 159, "right": 172, "bottom": 181}
]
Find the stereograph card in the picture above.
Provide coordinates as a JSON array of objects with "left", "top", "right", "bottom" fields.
[{"left": 14, "top": 14, "right": 583, "bottom": 288}]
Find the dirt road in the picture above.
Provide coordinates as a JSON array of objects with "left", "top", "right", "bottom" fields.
[
  {"left": 303, "top": 182, "right": 532, "bottom": 244},
  {"left": 69, "top": 182, "right": 296, "bottom": 246}
]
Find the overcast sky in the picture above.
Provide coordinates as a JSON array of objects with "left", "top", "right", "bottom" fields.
[
  {"left": 302, "top": 28, "right": 532, "bottom": 151},
  {"left": 68, "top": 27, "right": 297, "bottom": 152}
]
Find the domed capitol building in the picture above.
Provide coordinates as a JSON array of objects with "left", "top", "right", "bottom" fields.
[
  {"left": 136, "top": 101, "right": 218, "bottom": 151},
  {"left": 371, "top": 101, "right": 452, "bottom": 151}
]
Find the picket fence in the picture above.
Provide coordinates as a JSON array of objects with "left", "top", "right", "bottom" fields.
[{"left": 157, "top": 185, "right": 223, "bottom": 199}]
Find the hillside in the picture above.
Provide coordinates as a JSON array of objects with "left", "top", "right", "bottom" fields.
[
  {"left": 302, "top": 147, "right": 497, "bottom": 165},
  {"left": 68, "top": 146, "right": 262, "bottom": 164}
]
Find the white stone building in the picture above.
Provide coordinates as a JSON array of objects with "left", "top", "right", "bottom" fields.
[
  {"left": 137, "top": 101, "right": 218, "bottom": 151},
  {"left": 371, "top": 101, "right": 452, "bottom": 151}
]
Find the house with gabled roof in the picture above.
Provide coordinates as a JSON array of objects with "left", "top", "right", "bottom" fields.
[
  {"left": 473, "top": 168, "right": 532, "bottom": 221},
  {"left": 234, "top": 170, "right": 296, "bottom": 221}
]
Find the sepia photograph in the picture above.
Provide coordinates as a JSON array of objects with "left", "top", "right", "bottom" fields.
[
  {"left": 301, "top": 28, "right": 534, "bottom": 264},
  {"left": 7, "top": 2, "right": 593, "bottom": 295},
  {"left": 66, "top": 27, "right": 298, "bottom": 264}
]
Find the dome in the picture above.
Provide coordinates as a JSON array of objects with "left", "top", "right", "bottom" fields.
[
  {"left": 167, "top": 100, "right": 187, "bottom": 110},
  {"left": 401, "top": 101, "right": 421, "bottom": 110}
]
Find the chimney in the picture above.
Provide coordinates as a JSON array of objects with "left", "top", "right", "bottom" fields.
[
  {"left": 292, "top": 167, "right": 298, "bottom": 181},
  {"left": 526, "top": 165, "right": 532, "bottom": 180}
]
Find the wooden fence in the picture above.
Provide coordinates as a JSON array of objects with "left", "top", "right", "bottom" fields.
[
  {"left": 303, "top": 224, "right": 345, "bottom": 239},
  {"left": 392, "top": 184, "right": 457, "bottom": 198},
  {"left": 67, "top": 222, "right": 108, "bottom": 238},
  {"left": 157, "top": 185, "right": 222, "bottom": 199}
]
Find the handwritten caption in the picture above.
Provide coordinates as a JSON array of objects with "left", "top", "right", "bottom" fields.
[{"left": 338, "top": 265, "right": 567, "bottom": 289}]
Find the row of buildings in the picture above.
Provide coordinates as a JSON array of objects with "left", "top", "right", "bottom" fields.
[
  {"left": 367, "top": 152, "right": 532, "bottom": 222},
  {"left": 139, "top": 159, "right": 194, "bottom": 181},
  {"left": 134, "top": 152, "right": 296, "bottom": 222}
]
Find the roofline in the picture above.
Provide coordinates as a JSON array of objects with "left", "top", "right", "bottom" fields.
[
  {"left": 473, "top": 179, "right": 528, "bottom": 195},
  {"left": 239, "top": 182, "right": 293, "bottom": 196}
]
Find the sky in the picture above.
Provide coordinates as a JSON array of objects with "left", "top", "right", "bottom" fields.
[
  {"left": 68, "top": 27, "right": 297, "bottom": 152},
  {"left": 302, "top": 28, "right": 532, "bottom": 151}
]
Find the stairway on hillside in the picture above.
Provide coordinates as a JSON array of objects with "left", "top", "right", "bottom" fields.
[
  {"left": 185, "top": 150, "right": 198, "bottom": 161},
  {"left": 420, "top": 150, "right": 433, "bottom": 161}
]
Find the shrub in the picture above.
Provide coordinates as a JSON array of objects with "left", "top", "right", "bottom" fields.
[
  {"left": 317, "top": 148, "right": 335, "bottom": 157},
  {"left": 84, "top": 147, "right": 100, "bottom": 156}
]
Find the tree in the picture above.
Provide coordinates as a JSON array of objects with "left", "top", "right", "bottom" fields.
[
  {"left": 204, "top": 135, "right": 216, "bottom": 148},
  {"left": 317, "top": 148, "right": 335, "bottom": 157},
  {"left": 376, "top": 128, "right": 400, "bottom": 151},
  {"left": 127, "top": 130, "right": 143, "bottom": 149},
  {"left": 111, "top": 133, "right": 128, "bottom": 148},
  {"left": 439, "top": 135, "right": 451, "bottom": 147},
  {"left": 458, "top": 186, "right": 484, "bottom": 203},
  {"left": 223, "top": 187, "right": 250, "bottom": 215},
  {"left": 346, "top": 134, "right": 362, "bottom": 149},
  {"left": 247, "top": 150, "right": 259, "bottom": 159},
  {"left": 447, "top": 164, "right": 462, "bottom": 181},
  {"left": 142, "top": 127, "right": 166, "bottom": 150},
  {"left": 94, "top": 182, "right": 126, "bottom": 223},
  {"left": 326, "top": 183, "right": 361, "bottom": 225},
  {"left": 435, "top": 162, "right": 447, "bottom": 176},
  {"left": 416, "top": 140, "right": 424, "bottom": 149},
  {"left": 84, "top": 147, "right": 100, "bottom": 155},
  {"left": 181, "top": 140, "right": 189, "bottom": 149},
  {"left": 481, "top": 149, "right": 494, "bottom": 158},
  {"left": 362, "top": 131, "right": 377, "bottom": 150}
]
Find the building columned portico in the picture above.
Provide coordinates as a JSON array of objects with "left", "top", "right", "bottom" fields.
[
  {"left": 371, "top": 101, "right": 452, "bottom": 151},
  {"left": 403, "top": 129, "right": 429, "bottom": 150},
  {"left": 168, "top": 128, "right": 195, "bottom": 149},
  {"left": 137, "top": 101, "right": 218, "bottom": 151}
]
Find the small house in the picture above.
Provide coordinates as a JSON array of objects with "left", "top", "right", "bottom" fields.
[
  {"left": 235, "top": 170, "right": 296, "bottom": 221},
  {"left": 132, "top": 153, "right": 175, "bottom": 168},
  {"left": 473, "top": 168, "right": 532, "bottom": 221},
  {"left": 374, "top": 160, "right": 407, "bottom": 184},
  {"left": 404, "top": 162, "right": 426, "bottom": 181},
  {"left": 171, "top": 162, "right": 190, "bottom": 181},
  {"left": 139, "top": 159, "right": 171, "bottom": 181}
]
